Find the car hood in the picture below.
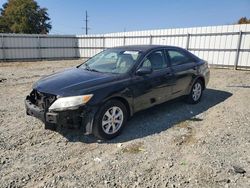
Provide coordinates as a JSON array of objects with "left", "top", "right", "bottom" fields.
[{"left": 33, "top": 67, "right": 118, "bottom": 96}]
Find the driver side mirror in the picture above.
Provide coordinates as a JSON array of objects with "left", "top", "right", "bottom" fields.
[{"left": 136, "top": 67, "right": 153, "bottom": 76}]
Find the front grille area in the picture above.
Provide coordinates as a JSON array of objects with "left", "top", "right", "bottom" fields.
[{"left": 28, "top": 89, "right": 56, "bottom": 110}]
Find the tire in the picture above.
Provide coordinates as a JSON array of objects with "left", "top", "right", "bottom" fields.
[
  {"left": 186, "top": 79, "right": 203, "bottom": 104},
  {"left": 93, "top": 99, "right": 128, "bottom": 140}
]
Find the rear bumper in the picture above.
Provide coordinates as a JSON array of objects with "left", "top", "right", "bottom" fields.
[
  {"left": 25, "top": 98, "right": 96, "bottom": 133},
  {"left": 204, "top": 69, "right": 210, "bottom": 88}
]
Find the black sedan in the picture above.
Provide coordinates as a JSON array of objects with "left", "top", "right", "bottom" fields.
[{"left": 25, "top": 45, "right": 210, "bottom": 139}]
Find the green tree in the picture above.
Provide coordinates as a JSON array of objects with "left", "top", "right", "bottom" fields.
[
  {"left": 237, "top": 17, "right": 250, "bottom": 24},
  {"left": 0, "top": 0, "right": 52, "bottom": 34}
]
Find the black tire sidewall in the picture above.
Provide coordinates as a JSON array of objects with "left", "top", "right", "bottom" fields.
[{"left": 93, "top": 99, "right": 128, "bottom": 140}]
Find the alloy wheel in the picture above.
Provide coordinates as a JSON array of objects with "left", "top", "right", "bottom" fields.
[
  {"left": 192, "top": 82, "right": 202, "bottom": 101},
  {"left": 101, "top": 106, "right": 124, "bottom": 135}
]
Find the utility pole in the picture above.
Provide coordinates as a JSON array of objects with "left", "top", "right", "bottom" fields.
[{"left": 83, "top": 11, "right": 90, "bottom": 35}]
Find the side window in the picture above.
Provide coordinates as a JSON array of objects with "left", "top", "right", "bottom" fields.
[
  {"left": 141, "top": 50, "right": 167, "bottom": 70},
  {"left": 168, "top": 50, "right": 192, "bottom": 66}
]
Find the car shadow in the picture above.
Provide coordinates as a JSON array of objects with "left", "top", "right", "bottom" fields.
[{"left": 57, "top": 88, "right": 232, "bottom": 143}]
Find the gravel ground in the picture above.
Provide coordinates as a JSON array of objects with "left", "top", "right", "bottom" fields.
[{"left": 0, "top": 60, "right": 250, "bottom": 188}]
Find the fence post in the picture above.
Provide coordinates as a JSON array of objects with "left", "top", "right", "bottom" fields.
[
  {"left": 234, "top": 31, "right": 243, "bottom": 70},
  {"left": 1, "top": 34, "right": 6, "bottom": 61},
  {"left": 37, "top": 35, "right": 42, "bottom": 60},
  {"left": 149, "top": 35, "right": 153, "bottom": 45},
  {"left": 123, "top": 36, "right": 126, "bottom": 46},
  {"left": 75, "top": 38, "right": 78, "bottom": 58},
  {"left": 186, "top": 33, "right": 190, "bottom": 50},
  {"left": 103, "top": 36, "right": 105, "bottom": 49}
]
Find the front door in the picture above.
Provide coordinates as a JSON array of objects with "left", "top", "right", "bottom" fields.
[{"left": 132, "top": 49, "right": 174, "bottom": 112}]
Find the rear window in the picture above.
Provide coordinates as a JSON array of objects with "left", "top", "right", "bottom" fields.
[{"left": 168, "top": 50, "right": 192, "bottom": 66}]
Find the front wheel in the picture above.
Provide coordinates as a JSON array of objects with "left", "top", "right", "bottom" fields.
[
  {"left": 93, "top": 99, "right": 127, "bottom": 140},
  {"left": 186, "top": 79, "right": 203, "bottom": 104}
]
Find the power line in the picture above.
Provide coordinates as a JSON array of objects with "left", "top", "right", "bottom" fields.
[{"left": 83, "top": 10, "right": 90, "bottom": 35}]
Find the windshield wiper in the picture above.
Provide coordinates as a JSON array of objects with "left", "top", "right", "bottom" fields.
[
  {"left": 84, "top": 64, "right": 100, "bottom": 72},
  {"left": 89, "top": 68, "right": 100, "bottom": 72}
]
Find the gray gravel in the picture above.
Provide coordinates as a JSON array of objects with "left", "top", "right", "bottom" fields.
[{"left": 0, "top": 60, "right": 250, "bottom": 188}]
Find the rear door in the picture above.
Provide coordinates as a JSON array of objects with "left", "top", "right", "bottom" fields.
[
  {"left": 132, "top": 49, "right": 174, "bottom": 112},
  {"left": 166, "top": 49, "right": 198, "bottom": 97}
]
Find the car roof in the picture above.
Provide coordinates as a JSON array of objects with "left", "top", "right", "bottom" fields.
[{"left": 111, "top": 45, "right": 181, "bottom": 53}]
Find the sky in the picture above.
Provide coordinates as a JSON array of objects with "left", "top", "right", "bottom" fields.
[{"left": 0, "top": 0, "right": 250, "bottom": 35}]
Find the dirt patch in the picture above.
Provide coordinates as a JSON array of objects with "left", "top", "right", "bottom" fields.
[
  {"left": 122, "top": 142, "right": 145, "bottom": 154},
  {"left": 173, "top": 121, "right": 196, "bottom": 146}
]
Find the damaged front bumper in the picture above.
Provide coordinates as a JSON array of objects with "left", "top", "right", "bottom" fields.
[{"left": 25, "top": 97, "right": 96, "bottom": 134}]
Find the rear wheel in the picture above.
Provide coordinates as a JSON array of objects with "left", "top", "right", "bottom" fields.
[
  {"left": 186, "top": 79, "right": 203, "bottom": 104},
  {"left": 93, "top": 99, "right": 127, "bottom": 140}
]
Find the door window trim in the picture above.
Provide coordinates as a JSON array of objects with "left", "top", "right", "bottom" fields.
[{"left": 135, "top": 48, "right": 170, "bottom": 73}]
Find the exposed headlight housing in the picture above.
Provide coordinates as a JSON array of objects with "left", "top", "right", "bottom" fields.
[{"left": 49, "top": 94, "right": 93, "bottom": 111}]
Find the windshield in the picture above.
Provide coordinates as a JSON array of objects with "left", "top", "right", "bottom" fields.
[{"left": 79, "top": 49, "right": 141, "bottom": 74}]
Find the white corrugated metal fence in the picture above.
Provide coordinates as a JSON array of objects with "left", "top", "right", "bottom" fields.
[
  {"left": 1, "top": 24, "right": 250, "bottom": 69},
  {"left": 0, "top": 34, "right": 77, "bottom": 60}
]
